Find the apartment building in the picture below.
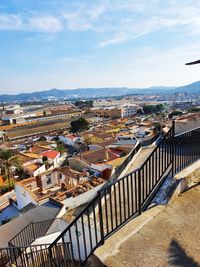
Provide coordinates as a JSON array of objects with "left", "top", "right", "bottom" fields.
[{"left": 121, "top": 104, "right": 139, "bottom": 118}]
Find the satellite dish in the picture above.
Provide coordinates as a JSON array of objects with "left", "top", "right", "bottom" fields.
[{"left": 185, "top": 59, "right": 200, "bottom": 65}]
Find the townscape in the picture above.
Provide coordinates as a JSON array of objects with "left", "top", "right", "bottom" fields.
[
  {"left": 1, "top": 0, "right": 200, "bottom": 266},
  {"left": 0, "top": 92, "right": 200, "bottom": 226}
]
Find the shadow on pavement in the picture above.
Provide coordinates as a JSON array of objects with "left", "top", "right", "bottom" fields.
[{"left": 168, "top": 239, "right": 199, "bottom": 267}]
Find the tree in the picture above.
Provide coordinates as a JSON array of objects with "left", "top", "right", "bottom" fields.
[
  {"left": 70, "top": 117, "right": 90, "bottom": 133},
  {"left": 153, "top": 122, "right": 162, "bottom": 132},
  {"left": 156, "top": 104, "right": 164, "bottom": 113},
  {"left": 143, "top": 105, "right": 157, "bottom": 114},
  {"left": 168, "top": 110, "right": 183, "bottom": 119},
  {"left": 74, "top": 100, "right": 93, "bottom": 109},
  {"left": 188, "top": 107, "right": 200, "bottom": 113},
  {"left": 143, "top": 104, "right": 164, "bottom": 115},
  {"left": 136, "top": 108, "right": 144, "bottom": 115},
  {"left": 56, "top": 141, "right": 66, "bottom": 155},
  {"left": 0, "top": 149, "right": 21, "bottom": 190}
]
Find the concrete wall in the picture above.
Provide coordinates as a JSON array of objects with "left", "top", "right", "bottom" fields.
[
  {"left": 175, "top": 113, "right": 200, "bottom": 134},
  {"left": 173, "top": 159, "right": 200, "bottom": 198},
  {"left": 69, "top": 158, "right": 90, "bottom": 172},
  {"left": 15, "top": 184, "right": 38, "bottom": 210}
]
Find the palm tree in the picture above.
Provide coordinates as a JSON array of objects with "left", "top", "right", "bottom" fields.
[
  {"left": 0, "top": 149, "right": 21, "bottom": 189},
  {"left": 56, "top": 141, "right": 66, "bottom": 155}
]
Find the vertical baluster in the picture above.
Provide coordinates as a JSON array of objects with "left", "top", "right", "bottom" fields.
[
  {"left": 122, "top": 178, "right": 126, "bottom": 221},
  {"left": 81, "top": 216, "right": 87, "bottom": 260},
  {"left": 75, "top": 221, "right": 81, "bottom": 266},
  {"left": 104, "top": 189, "right": 109, "bottom": 235},
  {"left": 113, "top": 183, "right": 118, "bottom": 228},
  {"left": 92, "top": 204, "right": 98, "bottom": 247},
  {"left": 109, "top": 187, "right": 114, "bottom": 232},
  {"left": 118, "top": 180, "right": 122, "bottom": 225}
]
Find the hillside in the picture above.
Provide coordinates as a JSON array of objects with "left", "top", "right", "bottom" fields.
[{"left": 0, "top": 81, "right": 200, "bottom": 101}]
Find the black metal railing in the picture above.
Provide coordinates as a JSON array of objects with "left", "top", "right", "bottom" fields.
[
  {"left": 48, "top": 124, "right": 175, "bottom": 265},
  {"left": 8, "top": 219, "right": 55, "bottom": 248},
  {"left": 110, "top": 141, "right": 141, "bottom": 180},
  {"left": 173, "top": 126, "right": 200, "bottom": 174},
  {"left": 0, "top": 242, "right": 73, "bottom": 267},
  {"left": 2, "top": 122, "right": 200, "bottom": 267}
]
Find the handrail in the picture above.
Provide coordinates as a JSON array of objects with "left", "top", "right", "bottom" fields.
[
  {"left": 1, "top": 241, "right": 71, "bottom": 250},
  {"left": 49, "top": 125, "right": 174, "bottom": 251},
  {"left": 49, "top": 193, "right": 100, "bottom": 249},
  {"left": 8, "top": 218, "right": 56, "bottom": 247},
  {"left": 3, "top": 120, "right": 200, "bottom": 266},
  {"left": 8, "top": 222, "right": 33, "bottom": 246},
  {"left": 175, "top": 125, "right": 200, "bottom": 137}
]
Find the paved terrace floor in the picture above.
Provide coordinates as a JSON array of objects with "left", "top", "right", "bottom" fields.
[{"left": 95, "top": 184, "right": 200, "bottom": 267}]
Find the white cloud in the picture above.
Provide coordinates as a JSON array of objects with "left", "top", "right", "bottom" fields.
[
  {"left": 0, "top": 13, "right": 63, "bottom": 33},
  {"left": 0, "top": 14, "right": 22, "bottom": 30},
  {"left": 27, "top": 16, "right": 63, "bottom": 32},
  {"left": 99, "top": 35, "right": 127, "bottom": 47}
]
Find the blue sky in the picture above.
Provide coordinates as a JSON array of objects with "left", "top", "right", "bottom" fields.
[{"left": 0, "top": 0, "right": 200, "bottom": 94}]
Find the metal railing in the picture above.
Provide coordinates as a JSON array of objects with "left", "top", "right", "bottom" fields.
[
  {"left": 109, "top": 141, "right": 141, "bottom": 180},
  {"left": 8, "top": 219, "right": 55, "bottom": 248},
  {"left": 173, "top": 126, "right": 200, "bottom": 174},
  {"left": 0, "top": 242, "right": 73, "bottom": 267},
  {"left": 2, "top": 122, "right": 200, "bottom": 267},
  {"left": 48, "top": 124, "right": 175, "bottom": 265}
]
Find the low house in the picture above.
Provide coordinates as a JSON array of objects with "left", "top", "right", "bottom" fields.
[
  {"left": 23, "top": 161, "right": 46, "bottom": 177},
  {"left": 73, "top": 148, "right": 120, "bottom": 179},
  {"left": 41, "top": 166, "right": 86, "bottom": 191},
  {"left": 40, "top": 150, "right": 61, "bottom": 167},
  {"left": 15, "top": 165, "right": 105, "bottom": 210},
  {"left": 59, "top": 135, "right": 82, "bottom": 146}
]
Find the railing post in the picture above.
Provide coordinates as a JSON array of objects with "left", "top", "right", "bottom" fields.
[
  {"left": 32, "top": 222, "right": 36, "bottom": 241},
  {"left": 98, "top": 191, "right": 105, "bottom": 246},
  {"left": 138, "top": 169, "right": 142, "bottom": 215},
  {"left": 172, "top": 120, "right": 175, "bottom": 178}
]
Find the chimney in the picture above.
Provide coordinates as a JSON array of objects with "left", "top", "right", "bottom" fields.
[
  {"left": 36, "top": 176, "right": 43, "bottom": 191},
  {"left": 105, "top": 149, "right": 109, "bottom": 160}
]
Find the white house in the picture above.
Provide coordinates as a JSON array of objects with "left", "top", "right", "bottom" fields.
[
  {"left": 121, "top": 104, "right": 139, "bottom": 118},
  {"left": 58, "top": 135, "right": 82, "bottom": 146}
]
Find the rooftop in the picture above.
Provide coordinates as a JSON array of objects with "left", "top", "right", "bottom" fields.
[
  {"left": 0, "top": 202, "right": 61, "bottom": 247},
  {"left": 40, "top": 150, "right": 60, "bottom": 159}
]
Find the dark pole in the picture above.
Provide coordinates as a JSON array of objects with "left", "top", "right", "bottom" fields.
[{"left": 185, "top": 59, "right": 200, "bottom": 65}]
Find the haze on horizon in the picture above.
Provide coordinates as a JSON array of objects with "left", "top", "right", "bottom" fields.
[{"left": 0, "top": 0, "right": 200, "bottom": 94}]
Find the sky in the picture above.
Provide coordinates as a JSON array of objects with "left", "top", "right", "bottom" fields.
[{"left": 0, "top": 0, "right": 200, "bottom": 94}]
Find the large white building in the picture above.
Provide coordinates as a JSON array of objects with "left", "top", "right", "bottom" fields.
[{"left": 121, "top": 104, "right": 139, "bottom": 118}]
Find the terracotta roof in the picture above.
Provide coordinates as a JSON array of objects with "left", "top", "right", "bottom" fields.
[
  {"left": 109, "top": 148, "right": 124, "bottom": 156},
  {"left": 56, "top": 166, "right": 82, "bottom": 179},
  {"left": 80, "top": 148, "right": 119, "bottom": 165},
  {"left": 19, "top": 177, "right": 36, "bottom": 186},
  {"left": 66, "top": 135, "right": 77, "bottom": 140},
  {"left": 20, "top": 152, "right": 42, "bottom": 160},
  {"left": 24, "top": 163, "right": 40, "bottom": 172},
  {"left": 93, "top": 132, "right": 114, "bottom": 139},
  {"left": 40, "top": 150, "right": 60, "bottom": 160},
  {"left": 0, "top": 176, "right": 4, "bottom": 186},
  {"left": 99, "top": 138, "right": 116, "bottom": 148},
  {"left": 30, "top": 146, "right": 47, "bottom": 154}
]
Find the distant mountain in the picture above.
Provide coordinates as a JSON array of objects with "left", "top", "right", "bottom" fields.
[
  {"left": 173, "top": 81, "right": 200, "bottom": 93},
  {"left": 0, "top": 81, "right": 199, "bottom": 102}
]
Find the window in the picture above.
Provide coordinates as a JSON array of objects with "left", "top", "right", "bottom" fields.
[{"left": 46, "top": 175, "right": 52, "bottom": 184}]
